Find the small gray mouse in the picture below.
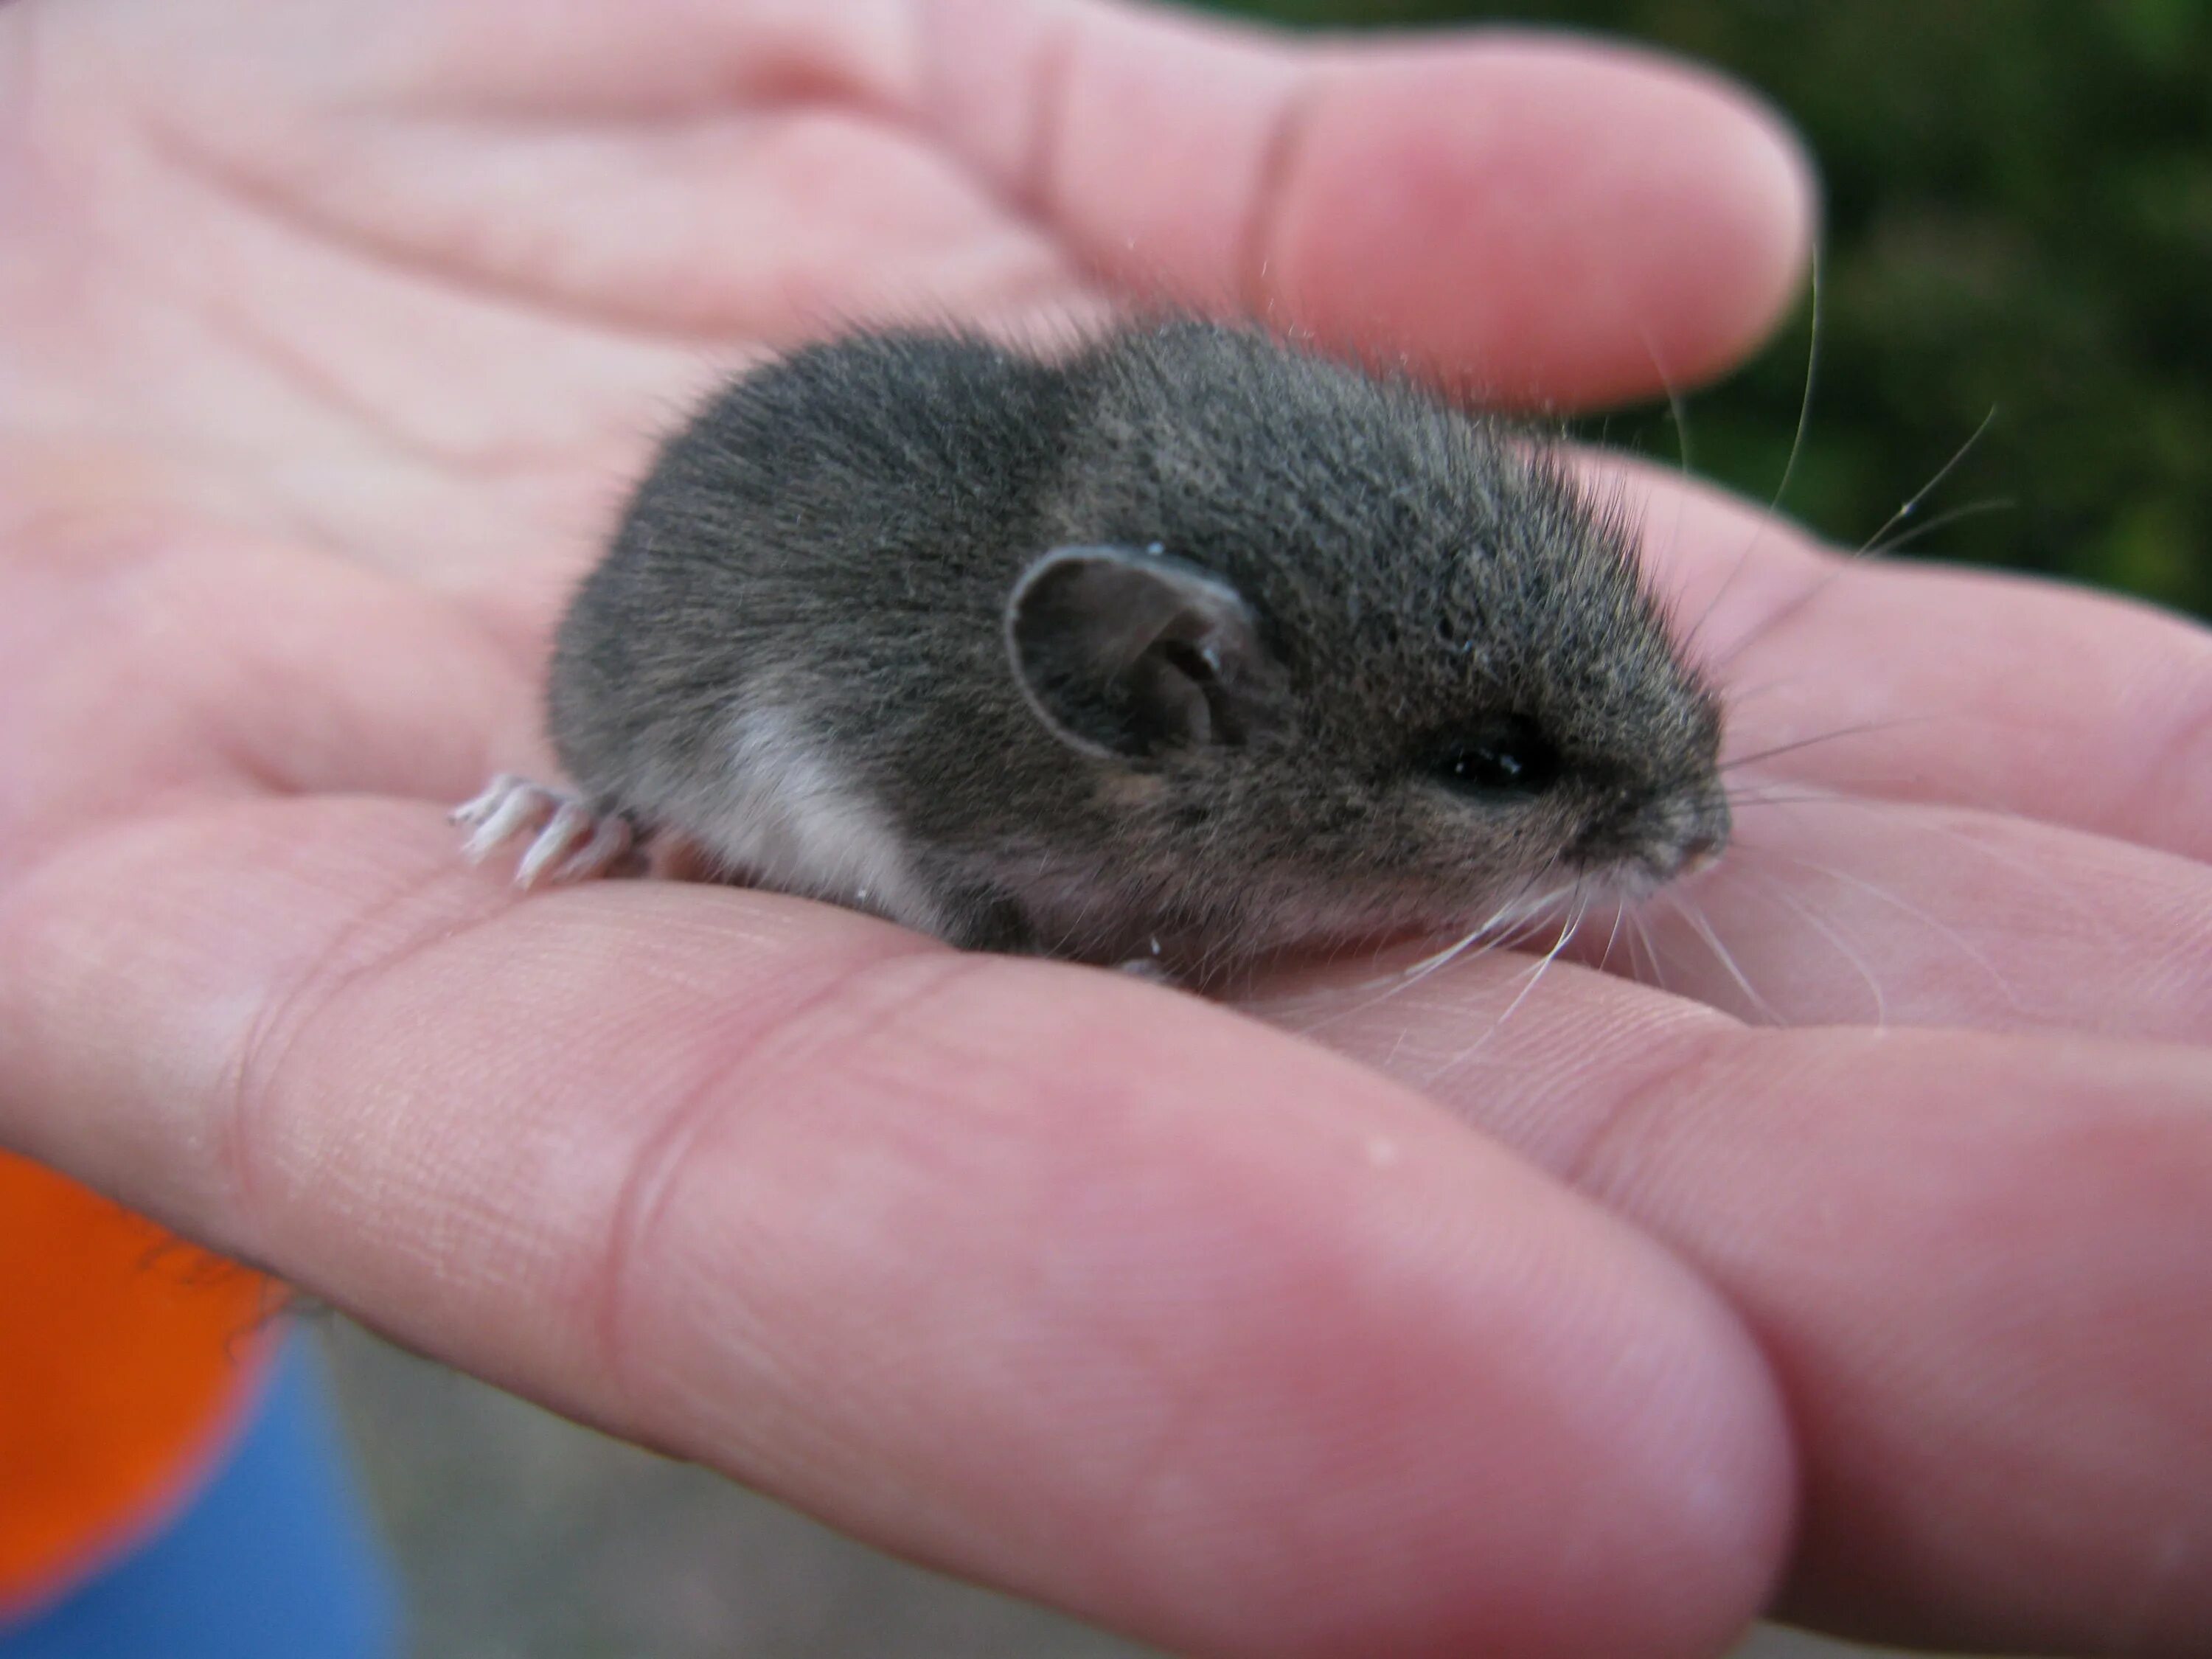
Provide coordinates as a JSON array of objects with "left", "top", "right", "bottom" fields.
[{"left": 455, "top": 319, "right": 1729, "bottom": 984}]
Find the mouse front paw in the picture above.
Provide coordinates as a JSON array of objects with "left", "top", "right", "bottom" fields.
[{"left": 450, "top": 773, "right": 639, "bottom": 886}]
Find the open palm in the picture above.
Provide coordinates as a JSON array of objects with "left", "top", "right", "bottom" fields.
[{"left": 2, "top": 2, "right": 2206, "bottom": 1656}]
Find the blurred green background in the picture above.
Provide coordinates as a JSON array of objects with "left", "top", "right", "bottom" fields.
[{"left": 1197, "top": 0, "right": 2212, "bottom": 617}]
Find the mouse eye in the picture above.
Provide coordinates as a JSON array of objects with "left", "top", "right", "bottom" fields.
[{"left": 1432, "top": 717, "right": 1561, "bottom": 797}]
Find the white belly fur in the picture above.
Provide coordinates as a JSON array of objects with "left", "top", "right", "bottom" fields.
[{"left": 686, "top": 703, "right": 948, "bottom": 939}]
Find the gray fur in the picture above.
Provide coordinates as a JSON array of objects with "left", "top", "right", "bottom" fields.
[{"left": 549, "top": 320, "right": 1728, "bottom": 981}]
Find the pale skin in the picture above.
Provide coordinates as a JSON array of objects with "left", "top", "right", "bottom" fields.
[{"left": 1, "top": 1, "right": 2207, "bottom": 1655}]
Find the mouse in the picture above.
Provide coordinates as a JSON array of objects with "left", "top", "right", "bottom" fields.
[{"left": 453, "top": 318, "right": 1731, "bottom": 986}]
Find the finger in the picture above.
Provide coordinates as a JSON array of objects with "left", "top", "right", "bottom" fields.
[
  {"left": 1610, "top": 796, "right": 2212, "bottom": 1042},
  {"left": 1609, "top": 459, "right": 2212, "bottom": 863},
  {"left": 1253, "top": 956, "right": 2212, "bottom": 1656},
  {"left": 0, "top": 799, "right": 1793, "bottom": 1659},
  {"left": 921, "top": 0, "right": 1815, "bottom": 407}
]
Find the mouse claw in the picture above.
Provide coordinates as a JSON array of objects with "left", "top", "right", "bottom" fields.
[
  {"left": 451, "top": 774, "right": 632, "bottom": 886},
  {"left": 547, "top": 813, "right": 636, "bottom": 883},
  {"left": 453, "top": 774, "right": 555, "bottom": 863},
  {"left": 514, "top": 799, "right": 594, "bottom": 886},
  {"left": 450, "top": 773, "right": 520, "bottom": 831}
]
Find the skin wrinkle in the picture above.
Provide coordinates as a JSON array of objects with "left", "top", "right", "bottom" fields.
[
  {"left": 110, "top": 538, "right": 328, "bottom": 724},
  {"left": 134, "top": 52, "right": 1068, "bottom": 352},
  {"left": 119, "top": 549, "right": 374, "bottom": 801},
  {"left": 13, "top": 539, "right": 171, "bottom": 749},
  {"left": 268, "top": 567, "right": 536, "bottom": 804},
  {"left": 373, "top": 96, "right": 916, "bottom": 136},
  {"left": 1237, "top": 63, "right": 1318, "bottom": 321},
  {"left": 126, "top": 98, "right": 1093, "bottom": 522},
  {"left": 12, "top": 203, "right": 462, "bottom": 562},
  {"left": 10, "top": 593, "right": 299, "bottom": 876},
  {"left": 456, "top": 911, "right": 978, "bottom": 1496},
  {"left": 1015, "top": 3, "right": 1079, "bottom": 226},
  {"left": 588, "top": 940, "right": 963, "bottom": 1436},
  {"left": 145, "top": 112, "right": 765, "bottom": 358},
  {"left": 1548, "top": 1015, "right": 1741, "bottom": 1200},
  {"left": 936, "top": 2, "right": 1323, "bottom": 328},
  {"left": 220, "top": 852, "right": 506, "bottom": 1239},
  {"left": 146, "top": 170, "right": 584, "bottom": 484},
  {"left": 2, "top": 448, "right": 564, "bottom": 773},
  {"left": 400, "top": 15, "right": 921, "bottom": 127},
  {"left": 86, "top": 537, "right": 524, "bottom": 812},
  {"left": 2140, "top": 667, "right": 2212, "bottom": 852}
]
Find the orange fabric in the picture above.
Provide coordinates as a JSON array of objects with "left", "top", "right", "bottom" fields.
[{"left": 0, "top": 1152, "right": 274, "bottom": 1610}]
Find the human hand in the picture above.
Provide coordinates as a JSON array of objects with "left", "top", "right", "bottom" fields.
[{"left": 1, "top": 2, "right": 2205, "bottom": 1656}]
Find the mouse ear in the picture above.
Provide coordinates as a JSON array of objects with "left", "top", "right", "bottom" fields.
[{"left": 1006, "top": 545, "right": 1285, "bottom": 759}]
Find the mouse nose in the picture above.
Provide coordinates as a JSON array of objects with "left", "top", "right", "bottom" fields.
[
  {"left": 1569, "top": 785, "right": 1731, "bottom": 886},
  {"left": 1674, "top": 832, "right": 1725, "bottom": 877},
  {"left": 1670, "top": 791, "right": 1732, "bottom": 877}
]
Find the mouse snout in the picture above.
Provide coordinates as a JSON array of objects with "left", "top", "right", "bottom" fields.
[
  {"left": 1655, "top": 787, "right": 1732, "bottom": 880},
  {"left": 1573, "top": 784, "right": 1731, "bottom": 887},
  {"left": 1673, "top": 831, "right": 1725, "bottom": 879}
]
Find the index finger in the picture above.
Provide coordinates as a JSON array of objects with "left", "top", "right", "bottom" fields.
[{"left": 921, "top": 0, "right": 1816, "bottom": 406}]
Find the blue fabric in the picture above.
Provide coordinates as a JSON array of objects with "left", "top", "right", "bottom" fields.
[{"left": 0, "top": 1335, "right": 402, "bottom": 1658}]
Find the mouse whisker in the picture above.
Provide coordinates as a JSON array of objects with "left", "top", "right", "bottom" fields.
[
  {"left": 1719, "top": 716, "right": 1933, "bottom": 773},
  {"left": 1663, "top": 891, "right": 1784, "bottom": 1025},
  {"left": 1861, "top": 495, "right": 2017, "bottom": 559},
  {"left": 1628, "top": 905, "right": 1670, "bottom": 996},
  {"left": 1724, "top": 796, "right": 1843, "bottom": 814},
  {"left": 1596, "top": 897, "right": 1630, "bottom": 977},
  {"left": 1711, "top": 395, "right": 1997, "bottom": 675},
  {"left": 1396, "top": 925, "right": 1500, "bottom": 985},
  {"left": 1714, "top": 674, "right": 1813, "bottom": 707},
  {"left": 1719, "top": 780, "right": 1856, "bottom": 811},
  {"left": 1741, "top": 869, "right": 1891, "bottom": 1026},
  {"left": 1655, "top": 333, "right": 1695, "bottom": 479},
  {"left": 1677, "top": 245, "right": 1824, "bottom": 660},
  {"left": 1454, "top": 886, "right": 1592, "bottom": 1059},
  {"left": 1746, "top": 847, "right": 2030, "bottom": 1016},
  {"left": 1852, "top": 404, "right": 2001, "bottom": 557},
  {"left": 1854, "top": 809, "right": 2112, "bottom": 937},
  {"left": 1279, "top": 869, "right": 1576, "bottom": 1031},
  {"left": 1377, "top": 884, "right": 1558, "bottom": 993}
]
